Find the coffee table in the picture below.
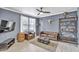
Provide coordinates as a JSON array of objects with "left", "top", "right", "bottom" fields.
[{"left": 38, "top": 37, "right": 50, "bottom": 45}]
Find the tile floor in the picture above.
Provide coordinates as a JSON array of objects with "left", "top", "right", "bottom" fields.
[
  {"left": 2, "top": 38, "right": 79, "bottom": 52},
  {"left": 4, "top": 41, "right": 48, "bottom": 52}
]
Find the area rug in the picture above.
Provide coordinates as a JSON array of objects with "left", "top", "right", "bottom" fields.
[{"left": 29, "top": 39, "right": 58, "bottom": 52}]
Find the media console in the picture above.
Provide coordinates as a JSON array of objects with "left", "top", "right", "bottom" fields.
[{"left": 0, "top": 38, "right": 15, "bottom": 51}]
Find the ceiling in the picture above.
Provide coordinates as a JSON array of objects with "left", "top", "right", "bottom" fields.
[{"left": 7, "top": 7, "right": 77, "bottom": 17}]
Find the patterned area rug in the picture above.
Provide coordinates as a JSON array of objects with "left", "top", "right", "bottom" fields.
[{"left": 29, "top": 39, "right": 58, "bottom": 52}]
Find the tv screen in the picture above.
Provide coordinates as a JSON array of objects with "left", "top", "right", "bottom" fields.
[
  {"left": 1, "top": 20, "right": 8, "bottom": 27},
  {"left": 0, "top": 20, "right": 15, "bottom": 33}
]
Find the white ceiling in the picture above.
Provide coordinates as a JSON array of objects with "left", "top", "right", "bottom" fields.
[{"left": 7, "top": 7, "right": 77, "bottom": 17}]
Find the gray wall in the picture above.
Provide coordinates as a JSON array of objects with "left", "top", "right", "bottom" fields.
[
  {"left": 39, "top": 11, "right": 77, "bottom": 32},
  {"left": 36, "top": 18, "right": 40, "bottom": 35},
  {"left": 0, "top": 8, "right": 20, "bottom": 43},
  {"left": 77, "top": 8, "right": 79, "bottom": 44}
]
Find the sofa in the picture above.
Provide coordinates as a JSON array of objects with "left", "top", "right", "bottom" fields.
[
  {"left": 27, "top": 32, "right": 35, "bottom": 40},
  {"left": 40, "top": 31, "right": 59, "bottom": 41}
]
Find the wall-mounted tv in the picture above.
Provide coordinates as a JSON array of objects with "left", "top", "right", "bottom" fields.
[{"left": 0, "top": 20, "right": 16, "bottom": 33}]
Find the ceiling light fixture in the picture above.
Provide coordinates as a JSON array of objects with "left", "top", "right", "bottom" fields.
[{"left": 36, "top": 7, "right": 51, "bottom": 15}]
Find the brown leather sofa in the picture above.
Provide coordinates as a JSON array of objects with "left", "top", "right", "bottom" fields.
[
  {"left": 28, "top": 32, "right": 35, "bottom": 40},
  {"left": 40, "top": 31, "right": 59, "bottom": 41}
]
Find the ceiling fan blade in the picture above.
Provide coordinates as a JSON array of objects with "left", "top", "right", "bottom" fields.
[
  {"left": 36, "top": 7, "right": 51, "bottom": 15},
  {"left": 43, "top": 11, "right": 51, "bottom": 13},
  {"left": 36, "top": 7, "right": 43, "bottom": 12},
  {"left": 36, "top": 9, "right": 41, "bottom": 12},
  {"left": 37, "top": 13, "right": 40, "bottom": 15}
]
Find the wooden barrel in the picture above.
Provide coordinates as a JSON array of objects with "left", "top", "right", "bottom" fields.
[{"left": 17, "top": 32, "right": 25, "bottom": 42}]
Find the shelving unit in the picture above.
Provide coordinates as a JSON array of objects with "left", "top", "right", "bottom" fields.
[{"left": 59, "top": 17, "right": 78, "bottom": 44}]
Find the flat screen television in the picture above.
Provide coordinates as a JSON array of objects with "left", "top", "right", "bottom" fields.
[{"left": 0, "top": 20, "right": 16, "bottom": 33}]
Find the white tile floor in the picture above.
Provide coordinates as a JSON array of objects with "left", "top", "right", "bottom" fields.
[
  {"left": 2, "top": 38, "right": 79, "bottom": 52},
  {"left": 56, "top": 41, "right": 79, "bottom": 52},
  {"left": 4, "top": 41, "right": 48, "bottom": 52}
]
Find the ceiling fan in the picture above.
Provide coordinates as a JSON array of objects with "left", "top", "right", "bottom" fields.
[{"left": 36, "top": 7, "right": 51, "bottom": 15}]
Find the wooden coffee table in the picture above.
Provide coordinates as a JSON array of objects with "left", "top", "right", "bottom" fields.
[{"left": 38, "top": 37, "right": 50, "bottom": 45}]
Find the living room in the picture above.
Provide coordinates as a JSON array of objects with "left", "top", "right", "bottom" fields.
[{"left": 0, "top": 7, "right": 79, "bottom": 52}]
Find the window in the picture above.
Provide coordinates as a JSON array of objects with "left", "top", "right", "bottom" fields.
[
  {"left": 29, "top": 18, "right": 36, "bottom": 33},
  {"left": 20, "top": 15, "right": 36, "bottom": 34},
  {"left": 20, "top": 15, "right": 29, "bottom": 33}
]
